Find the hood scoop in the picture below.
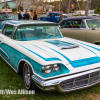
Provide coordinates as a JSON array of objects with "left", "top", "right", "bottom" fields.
[
  {"left": 45, "top": 40, "right": 79, "bottom": 50},
  {"left": 59, "top": 45, "right": 79, "bottom": 50}
]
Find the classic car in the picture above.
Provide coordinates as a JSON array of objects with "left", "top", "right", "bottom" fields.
[
  {"left": 0, "top": 14, "right": 18, "bottom": 20},
  {"left": 40, "top": 12, "right": 61, "bottom": 23},
  {"left": 59, "top": 16, "right": 100, "bottom": 45},
  {"left": 40, "top": 12, "right": 67, "bottom": 23},
  {"left": 1, "top": 20, "right": 100, "bottom": 92}
]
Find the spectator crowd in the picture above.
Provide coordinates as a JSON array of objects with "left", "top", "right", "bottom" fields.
[{"left": 18, "top": 10, "right": 37, "bottom": 20}]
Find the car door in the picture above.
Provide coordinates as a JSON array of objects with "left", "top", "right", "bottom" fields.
[
  {"left": 86, "top": 29, "right": 100, "bottom": 44},
  {"left": 85, "top": 19, "right": 100, "bottom": 44},
  {"left": 60, "top": 19, "right": 87, "bottom": 41},
  {"left": 49, "top": 13, "right": 56, "bottom": 22},
  {"left": 0, "top": 24, "right": 17, "bottom": 69}
]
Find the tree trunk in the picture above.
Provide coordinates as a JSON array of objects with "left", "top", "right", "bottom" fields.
[{"left": 85, "top": 0, "right": 92, "bottom": 16}]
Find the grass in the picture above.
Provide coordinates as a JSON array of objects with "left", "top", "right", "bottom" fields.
[{"left": 0, "top": 57, "right": 100, "bottom": 100}]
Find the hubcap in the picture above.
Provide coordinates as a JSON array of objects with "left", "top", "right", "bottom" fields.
[{"left": 24, "top": 64, "right": 30, "bottom": 88}]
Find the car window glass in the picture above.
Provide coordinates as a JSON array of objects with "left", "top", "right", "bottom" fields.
[
  {"left": 8, "top": 15, "right": 15, "bottom": 19},
  {"left": 80, "top": 21, "right": 86, "bottom": 28},
  {"left": 14, "top": 25, "right": 62, "bottom": 41},
  {"left": 60, "top": 20, "right": 82, "bottom": 28},
  {"left": 8, "top": 15, "right": 18, "bottom": 19},
  {"left": 55, "top": 14, "right": 60, "bottom": 17},
  {"left": 0, "top": 16, "right": 7, "bottom": 19},
  {"left": 86, "top": 19, "right": 100, "bottom": 28},
  {"left": 51, "top": 14, "right": 55, "bottom": 17},
  {"left": 2, "top": 24, "right": 15, "bottom": 38},
  {"left": 0, "top": 21, "right": 3, "bottom": 29}
]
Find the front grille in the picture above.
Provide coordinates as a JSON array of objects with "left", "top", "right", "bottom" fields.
[{"left": 60, "top": 71, "right": 100, "bottom": 91}]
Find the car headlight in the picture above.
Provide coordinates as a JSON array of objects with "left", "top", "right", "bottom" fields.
[
  {"left": 42, "top": 65, "right": 52, "bottom": 74},
  {"left": 52, "top": 64, "right": 60, "bottom": 72},
  {"left": 42, "top": 64, "right": 60, "bottom": 74}
]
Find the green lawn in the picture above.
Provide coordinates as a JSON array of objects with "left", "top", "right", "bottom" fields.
[{"left": 0, "top": 56, "right": 100, "bottom": 100}]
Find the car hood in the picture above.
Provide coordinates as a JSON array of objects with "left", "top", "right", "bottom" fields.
[{"left": 17, "top": 38, "right": 99, "bottom": 65}]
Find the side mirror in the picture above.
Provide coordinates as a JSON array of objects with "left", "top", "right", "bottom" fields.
[{"left": 92, "top": 25, "right": 97, "bottom": 30}]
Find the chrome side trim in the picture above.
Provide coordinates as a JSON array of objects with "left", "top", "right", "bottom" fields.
[{"left": 0, "top": 48, "right": 9, "bottom": 59}]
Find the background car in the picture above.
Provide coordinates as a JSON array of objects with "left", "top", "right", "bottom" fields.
[
  {"left": 0, "top": 14, "right": 18, "bottom": 31},
  {"left": 0, "top": 14, "right": 18, "bottom": 20},
  {"left": 59, "top": 16, "right": 100, "bottom": 45},
  {"left": 40, "top": 12, "right": 61, "bottom": 23},
  {"left": 0, "top": 12, "right": 6, "bottom": 14}
]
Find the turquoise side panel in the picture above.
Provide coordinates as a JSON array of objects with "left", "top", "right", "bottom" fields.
[{"left": 0, "top": 43, "right": 69, "bottom": 78}]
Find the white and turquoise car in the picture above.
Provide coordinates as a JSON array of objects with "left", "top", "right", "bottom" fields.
[{"left": 1, "top": 20, "right": 100, "bottom": 92}]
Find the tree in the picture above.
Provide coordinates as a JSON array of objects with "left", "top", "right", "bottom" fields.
[
  {"left": 12, "top": 8, "right": 17, "bottom": 12},
  {"left": 85, "top": 0, "right": 92, "bottom": 16},
  {"left": 91, "top": 0, "right": 100, "bottom": 9},
  {"left": 2, "top": 2, "right": 10, "bottom": 9},
  {"left": 61, "top": 0, "right": 69, "bottom": 13},
  {"left": 94, "top": 3, "right": 100, "bottom": 14},
  {"left": 12, "top": 0, "right": 23, "bottom": 12}
]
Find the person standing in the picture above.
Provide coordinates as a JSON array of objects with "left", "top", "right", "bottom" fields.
[
  {"left": 23, "top": 12, "right": 27, "bottom": 20},
  {"left": 23, "top": 12, "right": 29, "bottom": 20},
  {"left": 59, "top": 14, "right": 62, "bottom": 22},
  {"left": 33, "top": 12, "right": 37, "bottom": 20},
  {"left": 27, "top": 12, "right": 30, "bottom": 20},
  {"left": 18, "top": 10, "right": 22, "bottom": 20}
]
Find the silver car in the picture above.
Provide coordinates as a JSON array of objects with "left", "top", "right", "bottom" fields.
[{"left": 59, "top": 16, "right": 100, "bottom": 45}]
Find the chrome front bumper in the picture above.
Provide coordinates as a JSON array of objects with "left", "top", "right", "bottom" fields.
[{"left": 31, "top": 68, "right": 100, "bottom": 93}]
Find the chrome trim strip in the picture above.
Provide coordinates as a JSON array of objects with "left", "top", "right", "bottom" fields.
[
  {"left": 61, "top": 80, "right": 100, "bottom": 92},
  {"left": 0, "top": 48, "right": 9, "bottom": 59}
]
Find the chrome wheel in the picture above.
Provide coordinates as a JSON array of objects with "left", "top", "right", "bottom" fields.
[
  {"left": 24, "top": 63, "right": 31, "bottom": 89},
  {"left": 23, "top": 62, "right": 39, "bottom": 90}
]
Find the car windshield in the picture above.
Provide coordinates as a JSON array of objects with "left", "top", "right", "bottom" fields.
[
  {"left": 86, "top": 19, "right": 100, "bottom": 28},
  {"left": 40, "top": 14, "right": 48, "bottom": 17},
  {"left": 14, "top": 25, "right": 62, "bottom": 41},
  {"left": 55, "top": 14, "right": 60, "bottom": 17}
]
